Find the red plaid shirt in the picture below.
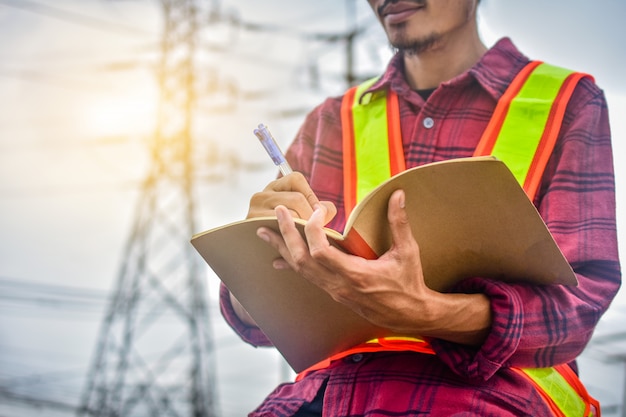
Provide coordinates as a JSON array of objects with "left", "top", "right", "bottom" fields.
[{"left": 220, "top": 38, "right": 621, "bottom": 416}]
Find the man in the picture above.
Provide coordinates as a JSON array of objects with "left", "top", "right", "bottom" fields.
[{"left": 220, "top": 0, "right": 620, "bottom": 415}]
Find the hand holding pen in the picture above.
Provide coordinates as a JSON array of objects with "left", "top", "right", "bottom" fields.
[{"left": 250, "top": 123, "right": 337, "bottom": 224}]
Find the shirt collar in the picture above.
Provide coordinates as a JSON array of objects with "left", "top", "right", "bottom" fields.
[
  {"left": 359, "top": 37, "right": 530, "bottom": 103},
  {"left": 469, "top": 37, "right": 531, "bottom": 100}
]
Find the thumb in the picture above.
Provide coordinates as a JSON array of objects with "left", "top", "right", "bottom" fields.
[{"left": 387, "top": 189, "right": 417, "bottom": 252}]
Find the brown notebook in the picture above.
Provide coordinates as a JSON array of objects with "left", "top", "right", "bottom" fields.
[{"left": 191, "top": 156, "right": 576, "bottom": 372}]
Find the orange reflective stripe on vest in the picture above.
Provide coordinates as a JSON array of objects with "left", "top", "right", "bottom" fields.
[{"left": 296, "top": 336, "right": 433, "bottom": 382}]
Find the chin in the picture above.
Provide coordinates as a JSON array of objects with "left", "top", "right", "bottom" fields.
[{"left": 390, "top": 32, "right": 441, "bottom": 55}]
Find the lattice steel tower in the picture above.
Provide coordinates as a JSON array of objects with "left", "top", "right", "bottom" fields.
[{"left": 78, "top": 0, "right": 220, "bottom": 415}]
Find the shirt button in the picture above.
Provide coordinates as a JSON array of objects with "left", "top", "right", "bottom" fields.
[
  {"left": 423, "top": 117, "right": 434, "bottom": 129},
  {"left": 351, "top": 353, "right": 364, "bottom": 363}
]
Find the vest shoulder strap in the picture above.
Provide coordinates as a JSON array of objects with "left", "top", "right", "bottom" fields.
[
  {"left": 341, "top": 77, "right": 405, "bottom": 217},
  {"left": 473, "top": 61, "right": 592, "bottom": 201}
]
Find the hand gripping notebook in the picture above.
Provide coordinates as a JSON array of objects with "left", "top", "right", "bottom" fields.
[{"left": 191, "top": 156, "right": 576, "bottom": 372}]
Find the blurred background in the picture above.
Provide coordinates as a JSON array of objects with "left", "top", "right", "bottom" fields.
[{"left": 0, "top": 0, "right": 625, "bottom": 416}]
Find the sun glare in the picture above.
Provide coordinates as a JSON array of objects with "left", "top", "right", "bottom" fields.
[{"left": 83, "top": 85, "right": 158, "bottom": 138}]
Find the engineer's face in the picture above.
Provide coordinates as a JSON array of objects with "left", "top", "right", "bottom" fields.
[{"left": 366, "top": 0, "right": 477, "bottom": 53}]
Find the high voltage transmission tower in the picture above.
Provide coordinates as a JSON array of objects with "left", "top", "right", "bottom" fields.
[{"left": 77, "top": 0, "right": 220, "bottom": 415}]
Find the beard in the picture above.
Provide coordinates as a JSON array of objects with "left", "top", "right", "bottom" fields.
[
  {"left": 389, "top": 30, "right": 441, "bottom": 56},
  {"left": 379, "top": 0, "right": 475, "bottom": 56},
  {"left": 377, "top": 0, "right": 439, "bottom": 55}
]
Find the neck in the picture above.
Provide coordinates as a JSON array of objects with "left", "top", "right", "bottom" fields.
[{"left": 402, "top": 29, "right": 487, "bottom": 90}]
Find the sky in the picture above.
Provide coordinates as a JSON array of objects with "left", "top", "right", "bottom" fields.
[{"left": 0, "top": 0, "right": 625, "bottom": 416}]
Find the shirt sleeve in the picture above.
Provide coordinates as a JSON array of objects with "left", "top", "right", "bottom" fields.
[
  {"left": 431, "top": 79, "right": 621, "bottom": 381},
  {"left": 219, "top": 283, "right": 274, "bottom": 347}
]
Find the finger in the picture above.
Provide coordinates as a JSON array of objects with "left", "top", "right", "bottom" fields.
[
  {"left": 264, "top": 172, "right": 310, "bottom": 192},
  {"left": 256, "top": 226, "right": 285, "bottom": 252},
  {"left": 268, "top": 172, "right": 323, "bottom": 211},
  {"left": 248, "top": 172, "right": 320, "bottom": 220},
  {"left": 387, "top": 189, "right": 418, "bottom": 253},
  {"left": 271, "top": 258, "right": 292, "bottom": 270},
  {"left": 319, "top": 201, "right": 338, "bottom": 225},
  {"left": 274, "top": 205, "right": 312, "bottom": 268},
  {"left": 274, "top": 172, "right": 319, "bottom": 209},
  {"left": 304, "top": 204, "right": 332, "bottom": 257},
  {"left": 304, "top": 204, "right": 356, "bottom": 272},
  {"left": 276, "top": 205, "right": 346, "bottom": 279},
  {"left": 248, "top": 191, "right": 312, "bottom": 219},
  {"left": 256, "top": 226, "right": 294, "bottom": 270}
]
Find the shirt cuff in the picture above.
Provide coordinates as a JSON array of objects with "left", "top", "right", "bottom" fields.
[
  {"left": 219, "top": 283, "right": 273, "bottom": 347},
  {"left": 430, "top": 277, "right": 523, "bottom": 381}
]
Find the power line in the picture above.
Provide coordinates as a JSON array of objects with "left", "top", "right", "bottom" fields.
[
  {"left": 0, "top": 0, "right": 153, "bottom": 37},
  {"left": 0, "top": 180, "right": 141, "bottom": 199},
  {"left": 0, "top": 67, "right": 103, "bottom": 90},
  {"left": 0, "top": 388, "right": 80, "bottom": 414},
  {"left": 0, "top": 275, "right": 226, "bottom": 322}
]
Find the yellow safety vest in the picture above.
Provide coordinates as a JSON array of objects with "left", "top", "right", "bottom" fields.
[
  {"left": 322, "top": 61, "right": 598, "bottom": 417},
  {"left": 340, "top": 61, "right": 592, "bottom": 215}
]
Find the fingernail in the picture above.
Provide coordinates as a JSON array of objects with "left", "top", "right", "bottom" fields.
[
  {"left": 275, "top": 206, "right": 286, "bottom": 221},
  {"left": 273, "top": 259, "right": 290, "bottom": 270},
  {"left": 257, "top": 229, "right": 270, "bottom": 242},
  {"left": 399, "top": 191, "right": 405, "bottom": 209}
]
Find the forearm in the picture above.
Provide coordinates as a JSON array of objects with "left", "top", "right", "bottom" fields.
[{"left": 418, "top": 292, "right": 492, "bottom": 346}]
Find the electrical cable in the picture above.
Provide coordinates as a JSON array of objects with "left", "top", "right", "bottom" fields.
[{"left": 0, "top": 0, "right": 153, "bottom": 37}]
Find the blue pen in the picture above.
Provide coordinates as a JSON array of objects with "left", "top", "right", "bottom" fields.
[{"left": 253, "top": 123, "right": 293, "bottom": 176}]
